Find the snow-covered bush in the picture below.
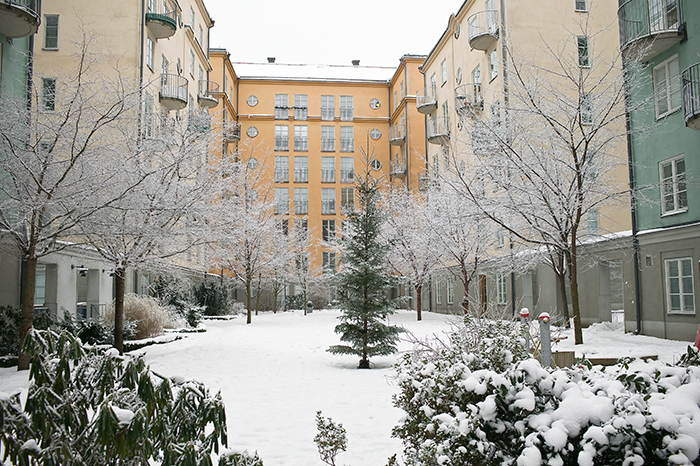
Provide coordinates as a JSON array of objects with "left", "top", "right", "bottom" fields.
[
  {"left": 60, "top": 310, "right": 138, "bottom": 345},
  {"left": 0, "top": 328, "right": 228, "bottom": 465},
  {"left": 314, "top": 411, "right": 347, "bottom": 466},
  {"left": 392, "top": 318, "right": 700, "bottom": 466},
  {"left": 219, "top": 449, "right": 264, "bottom": 466},
  {"left": 106, "top": 293, "right": 171, "bottom": 339}
]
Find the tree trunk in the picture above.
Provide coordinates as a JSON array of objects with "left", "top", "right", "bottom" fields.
[
  {"left": 114, "top": 267, "right": 126, "bottom": 354},
  {"left": 461, "top": 278, "right": 471, "bottom": 315},
  {"left": 553, "top": 252, "right": 570, "bottom": 326},
  {"left": 566, "top": 248, "right": 583, "bottom": 345},
  {"left": 359, "top": 315, "right": 369, "bottom": 369},
  {"left": 246, "top": 279, "right": 252, "bottom": 324},
  {"left": 415, "top": 283, "right": 422, "bottom": 321},
  {"left": 17, "top": 256, "right": 38, "bottom": 371}
]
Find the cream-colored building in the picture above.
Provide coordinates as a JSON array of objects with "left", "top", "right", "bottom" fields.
[{"left": 417, "top": 0, "right": 633, "bottom": 324}]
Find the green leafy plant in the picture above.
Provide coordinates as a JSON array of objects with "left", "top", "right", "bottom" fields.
[
  {"left": 314, "top": 411, "right": 347, "bottom": 466},
  {"left": 219, "top": 450, "right": 264, "bottom": 466}
]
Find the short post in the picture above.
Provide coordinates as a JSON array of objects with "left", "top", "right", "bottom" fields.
[
  {"left": 539, "top": 312, "right": 552, "bottom": 368},
  {"left": 306, "top": 300, "right": 313, "bottom": 315},
  {"left": 520, "top": 308, "right": 530, "bottom": 354}
]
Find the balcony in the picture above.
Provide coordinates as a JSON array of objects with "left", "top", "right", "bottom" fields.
[
  {"left": 683, "top": 63, "right": 700, "bottom": 130},
  {"left": 427, "top": 116, "right": 450, "bottom": 145},
  {"left": 224, "top": 122, "right": 241, "bottom": 143},
  {"left": 618, "top": 0, "right": 684, "bottom": 62},
  {"left": 389, "top": 123, "right": 405, "bottom": 145},
  {"left": 146, "top": 8, "right": 177, "bottom": 40},
  {"left": 455, "top": 83, "right": 484, "bottom": 116},
  {"left": 467, "top": 10, "right": 499, "bottom": 52},
  {"left": 198, "top": 80, "right": 219, "bottom": 109},
  {"left": 418, "top": 171, "right": 430, "bottom": 191},
  {"left": 187, "top": 111, "right": 210, "bottom": 133},
  {"left": 159, "top": 73, "right": 188, "bottom": 111},
  {"left": 0, "top": 0, "right": 40, "bottom": 38},
  {"left": 390, "top": 159, "right": 407, "bottom": 178},
  {"left": 416, "top": 87, "right": 438, "bottom": 114}
]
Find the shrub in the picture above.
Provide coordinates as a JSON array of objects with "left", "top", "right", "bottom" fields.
[
  {"left": 219, "top": 450, "right": 264, "bottom": 466},
  {"left": 106, "top": 293, "right": 170, "bottom": 340},
  {"left": 314, "top": 411, "right": 347, "bottom": 466},
  {"left": 392, "top": 317, "right": 700, "bottom": 466},
  {"left": 60, "top": 310, "right": 138, "bottom": 345},
  {"left": 0, "top": 305, "right": 53, "bottom": 357},
  {"left": 285, "top": 294, "right": 305, "bottom": 311},
  {"left": 193, "top": 281, "right": 230, "bottom": 316},
  {"left": 0, "top": 328, "right": 229, "bottom": 466}
]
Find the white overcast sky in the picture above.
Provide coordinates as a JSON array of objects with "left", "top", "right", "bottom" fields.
[{"left": 205, "top": 0, "right": 460, "bottom": 67}]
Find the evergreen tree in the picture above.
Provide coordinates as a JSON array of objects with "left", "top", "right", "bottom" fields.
[{"left": 328, "top": 149, "right": 403, "bottom": 369}]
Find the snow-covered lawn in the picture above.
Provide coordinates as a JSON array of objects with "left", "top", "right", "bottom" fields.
[{"left": 1, "top": 310, "right": 695, "bottom": 465}]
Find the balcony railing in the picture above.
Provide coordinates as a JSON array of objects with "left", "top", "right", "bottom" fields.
[
  {"left": 321, "top": 139, "right": 335, "bottom": 152},
  {"left": 294, "top": 200, "right": 308, "bottom": 215},
  {"left": 187, "top": 111, "right": 210, "bottom": 133},
  {"left": 294, "top": 168, "right": 308, "bottom": 183},
  {"left": 275, "top": 136, "right": 289, "bottom": 151},
  {"left": 427, "top": 116, "right": 450, "bottom": 145},
  {"left": 418, "top": 171, "right": 430, "bottom": 192},
  {"left": 618, "top": 0, "right": 684, "bottom": 62},
  {"left": 340, "top": 169, "right": 354, "bottom": 183},
  {"left": 321, "top": 169, "right": 335, "bottom": 183},
  {"left": 224, "top": 122, "right": 241, "bottom": 143},
  {"left": 274, "top": 201, "right": 289, "bottom": 215},
  {"left": 389, "top": 123, "right": 405, "bottom": 145},
  {"left": 416, "top": 87, "right": 438, "bottom": 114},
  {"left": 683, "top": 62, "right": 700, "bottom": 130},
  {"left": 145, "top": 8, "right": 177, "bottom": 40},
  {"left": 159, "top": 73, "right": 188, "bottom": 111},
  {"left": 390, "top": 159, "right": 407, "bottom": 178},
  {"left": 197, "top": 80, "right": 219, "bottom": 109},
  {"left": 0, "top": 0, "right": 41, "bottom": 38},
  {"left": 274, "top": 169, "right": 289, "bottom": 183},
  {"left": 455, "top": 83, "right": 484, "bottom": 116},
  {"left": 467, "top": 10, "right": 499, "bottom": 51},
  {"left": 321, "top": 200, "right": 335, "bottom": 215}
]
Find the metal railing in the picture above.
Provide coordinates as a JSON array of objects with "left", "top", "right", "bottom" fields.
[
  {"left": 340, "top": 107, "right": 353, "bottom": 121},
  {"left": 160, "top": 73, "right": 188, "bottom": 104},
  {"left": 416, "top": 87, "right": 438, "bottom": 113},
  {"left": 389, "top": 123, "right": 405, "bottom": 144},
  {"left": 427, "top": 116, "right": 450, "bottom": 144},
  {"left": 321, "top": 169, "right": 335, "bottom": 183},
  {"left": 340, "top": 169, "right": 354, "bottom": 183},
  {"left": 618, "top": 0, "right": 681, "bottom": 50},
  {"left": 274, "top": 136, "right": 289, "bottom": 151},
  {"left": 294, "top": 200, "right": 308, "bottom": 215},
  {"left": 390, "top": 160, "right": 407, "bottom": 176},
  {"left": 467, "top": 10, "right": 499, "bottom": 44},
  {"left": 682, "top": 62, "right": 700, "bottom": 128},
  {"left": 321, "top": 139, "right": 335, "bottom": 152},
  {"left": 274, "top": 169, "right": 289, "bottom": 182},
  {"left": 197, "top": 80, "right": 219, "bottom": 107},
  {"left": 321, "top": 200, "right": 335, "bottom": 215},
  {"left": 224, "top": 122, "right": 240, "bottom": 143},
  {"left": 294, "top": 138, "right": 308, "bottom": 151},
  {"left": 455, "top": 83, "right": 483, "bottom": 114},
  {"left": 294, "top": 168, "right": 308, "bottom": 183}
]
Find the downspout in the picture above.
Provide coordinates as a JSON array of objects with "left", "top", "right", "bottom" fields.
[
  {"left": 403, "top": 59, "right": 409, "bottom": 190},
  {"left": 138, "top": 0, "right": 146, "bottom": 134},
  {"left": 622, "top": 57, "right": 642, "bottom": 335}
]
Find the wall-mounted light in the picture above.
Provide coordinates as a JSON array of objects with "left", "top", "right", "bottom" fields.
[
  {"left": 102, "top": 269, "right": 116, "bottom": 277},
  {"left": 71, "top": 265, "right": 89, "bottom": 277}
]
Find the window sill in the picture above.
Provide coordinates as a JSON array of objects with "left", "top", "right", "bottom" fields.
[
  {"left": 667, "top": 312, "right": 696, "bottom": 316},
  {"left": 661, "top": 208, "right": 688, "bottom": 218},
  {"left": 655, "top": 107, "right": 681, "bottom": 121},
  {"left": 42, "top": 47, "right": 59, "bottom": 51}
]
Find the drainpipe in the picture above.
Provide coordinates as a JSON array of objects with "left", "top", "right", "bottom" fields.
[
  {"left": 138, "top": 0, "right": 146, "bottom": 134},
  {"left": 623, "top": 56, "right": 642, "bottom": 335}
]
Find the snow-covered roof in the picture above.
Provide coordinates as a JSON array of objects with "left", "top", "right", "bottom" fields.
[{"left": 231, "top": 62, "right": 396, "bottom": 83}]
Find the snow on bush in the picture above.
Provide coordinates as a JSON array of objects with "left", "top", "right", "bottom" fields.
[
  {"left": 106, "top": 293, "right": 172, "bottom": 339},
  {"left": 392, "top": 317, "right": 700, "bottom": 466}
]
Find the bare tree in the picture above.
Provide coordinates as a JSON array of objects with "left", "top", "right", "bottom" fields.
[
  {"left": 446, "top": 22, "right": 630, "bottom": 344},
  {"left": 0, "top": 33, "right": 139, "bottom": 369},
  {"left": 383, "top": 187, "right": 440, "bottom": 320}
]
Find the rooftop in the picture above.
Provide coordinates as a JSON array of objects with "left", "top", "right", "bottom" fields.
[{"left": 231, "top": 62, "right": 397, "bottom": 82}]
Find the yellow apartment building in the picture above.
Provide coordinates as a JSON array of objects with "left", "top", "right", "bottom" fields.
[
  {"left": 25, "top": 0, "right": 216, "bottom": 318},
  {"left": 416, "top": 0, "right": 634, "bottom": 324}
]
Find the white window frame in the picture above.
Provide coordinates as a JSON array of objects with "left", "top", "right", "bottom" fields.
[
  {"left": 294, "top": 156, "right": 308, "bottom": 183},
  {"left": 441, "top": 59, "right": 447, "bottom": 86},
  {"left": 665, "top": 257, "right": 695, "bottom": 314},
  {"left": 274, "top": 156, "right": 289, "bottom": 183},
  {"left": 275, "top": 125, "right": 289, "bottom": 151},
  {"left": 488, "top": 49, "right": 498, "bottom": 81},
  {"left": 43, "top": 14, "right": 59, "bottom": 50},
  {"left": 189, "top": 50, "right": 195, "bottom": 77},
  {"left": 275, "top": 94, "right": 289, "bottom": 120},
  {"left": 190, "top": 7, "right": 195, "bottom": 28},
  {"left": 294, "top": 94, "right": 308, "bottom": 120},
  {"left": 321, "top": 157, "right": 335, "bottom": 183},
  {"left": 653, "top": 55, "right": 681, "bottom": 119},
  {"left": 340, "top": 187, "right": 354, "bottom": 211},
  {"left": 577, "top": 36, "right": 590, "bottom": 68},
  {"left": 575, "top": 0, "right": 587, "bottom": 11},
  {"left": 447, "top": 277, "right": 454, "bottom": 304},
  {"left": 660, "top": 155, "right": 687, "bottom": 215},
  {"left": 41, "top": 77, "right": 56, "bottom": 112},
  {"left": 340, "top": 126, "right": 354, "bottom": 153},
  {"left": 587, "top": 209, "right": 600, "bottom": 234},
  {"left": 321, "top": 95, "right": 334, "bottom": 121},
  {"left": 497, "top": 273, "right": 507, "bottom": 305},
  {"left": 340, "top": 157, "right": 354, "bottom": 183},
  {"left": 435, "top": 280, "right": 443, "bottom": 304},
  {"left": 321, "top": 126, "right": 335, "bottom": 152},
  {"left": 274, "top": 188, "right": 289, "bottom": 215},
  {"left": 146, "top": 37, "right": 154, "bottom": 71},
  {"left": 321, "top": 188, "right": 336, "bottom": 215},
  {"left": 322, "top": 219, "right": 336, "bottom": 242},
  {"left": 340, "top": 95, "right": 353, "bottom": 121},
  {"left": 294, "top": 125, "right": 308, "bottom": 151},
  {"left": 294, "top": 187, "right": 308, "bottom": 215}
]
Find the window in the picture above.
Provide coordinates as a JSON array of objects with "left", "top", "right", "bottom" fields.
[
  {"left": 435, "top": 280, "right": 442, "bottom": 304},
  {"left": 198, "top": 26, "right": 204, "bottom": 47},
  {"left": 497, "top": 273, "right": 507, "bottom": 304},
  {"left": 147, "top": 0, "right": 155, "bottom": 12},
  {"left": 294, "top": 94, "right": 308, "bottom": 120},
  {"left": 660, "top": 156, "right": 687, "bottom": 214},
  {"left": 575, "top": 0, "right": 587, "bottom": 11},
  {"left": 665, "top": 258, "right": 695, "bottom": 314},
  {"left": 321, "top": 157, "right": 335, "bottom": 183},
  {"left": 577, "top": 36, "right": 589, "bottom": 67},
  {"left": 189, "top": 50, "right": 195, "bottom": 76},
  {"left": 43, "top": 15, "right": 59, "bottom": 49},
  {"left": 294, "top": 188, "right": 308, "bottom": 214},
  {"left": 295, "top": 219, "right": 309, "bottom": 237},
  {"left": 441, "top": 101, "right": 450, "bottom": 130},
  {"left": 653, "top": 55, "right": 681, "bottom": 118},
  {"left": 394, "top": 91, "right": 398, "bottom": 110},
  {"left": 340, "top": 96, "right": 353, "bottom": 121},
  {"left": 321, "top": 95, "right": 334, "bottom": 121},
  {"left": 275, "top": 94, "right": 289, "bottom": 119},
  {"left": 340, "top": 126, "right": 354, "bottom": 152},
  {"left": 144, "top": 93, "right": 155, "bottom": 137},
  {"left": 323, "top": 252, "right": 336, "bottom": 274},
  {"left": 322, "top": 219, "right": 336, "bottom": 241},
  {"left": 447, "top": 277, "right": 454, "bottom": 304},
  {"left": 587, "top": 209, "right": 599, "bottom": 234},
  {"left": 274, "top": 188, "right": 289, "bottom": 215},
  {"left": 277, "top": 219, "right": 289, "bottom": 236},
  {"left": 41, "top": 78, "right": 56, "bottom": 112},
  {"left": 275, "top": 125, "right": 289, "bottom": 151},
  {"left": 441, "top": 59, "right": 447, "bottom": 86},
  {"left": 275, "top": 156, "right": 289, "bottom": 183},
  {"left": 488, "top": 49, "right": 498, "bottom": 81},
  {"left": 650, "top": 0, "right": 678, "bottom": 32},
  {"left": 322, "top": 188, "right": 335, "bottom": 215},
  {"left": 190, "top": 7, "right": 195, "bottom": 28},
  {"left": 294, "top": 156, "right": 308, "bottom": 182},
  {"left": 430, "top": 73, "right": 437, "bottom": 96},
  {"left": 146, "top": 37, "right": 154, "bottom": 70},
  {"left": 321, "top": 126, "right": 335, "bottom": 152},
  {"left": 340, "top": 157, "right": 354, "bottom": 183},
  {"left": 162, "top": 55, "right": 169, "bottom": 74},
  {"left": 496, "top": 229, "right": 505, "bottom": 248},
  {"left": 472, "top": 65, "right": 482, "bottom": 102},
  {"left": 581, "top": 92, "right": 593, "bottom": 125},
  {"left": 341, "top": 187, "right": 354, "bottom": 211},
  {"left": 293, "top": 125, "right": 308, "bottom": 151}
]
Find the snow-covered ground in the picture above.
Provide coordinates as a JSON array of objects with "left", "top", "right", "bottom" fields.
[{"left": 0, "top": 310, "right": 696, "bottom": 466}]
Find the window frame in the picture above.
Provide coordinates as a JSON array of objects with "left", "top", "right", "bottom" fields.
[
  {"left": 274, "top": 187, "right": 289, "bottom": 215},
  {"left": 441, "top": 59, "right": 447, "bottom": 86},
  {"left": 577, "top": 36, "right": 590, "bottom": 68},
  {"left": 321, "top": 188, "right": 336, "bottom": 215},
  {"left": 340, "top": 157, "right": 354, "bottom": 183},
  {"left": 321, "top": 156, "right": 335, "bottom": 183},
  {"left": 653, "top": 55, "right": 682, "bottom": 119},
  {"left": 497, "top": 273, "right": 507, "bottom": 305},
  {"left": 321, "top": 95, "right": 335, "bottom": 121},
  {"left": 294, "top": 187, "right": 308, "bottom": 215},
  {"left": 294, "top": 125, "right": 308, "bottom": 152},
  {"left": 275, "top": 94, "right": 289, "bottom": 120},
  {"left": 321, "top": 126, "right": 335, "bottom": 152},
  {"left": 340, "top": 187, "right": 354, "bottom": 211},
  {"left": 665, "top": 257, "right": 696, "bottom": 314},
  {"left": 274, "top": 156, "right": 289, "bottom": 183},
  {"left": 340, "top": 126, "right": 354, "bottom": 153},
  {"left": 488, "top": 49, "right": 498, "bottom": 81},
  {"left": 575, "top": 0, "right": 587, "bottom": 12},
  {"left": 322, "top": 219, "right": 336, "bottom": 242},
  {"left": 41, "top": 77, "right": 56, "bottom": 112},
  {"left": 447, "top": 277, "right": 454, "bottom": 305},
  {"left": 274, "top": 125, "right": 289, "bottom": 152},
  {"left": 294, "top": 156, "right": 308, "bottom": 183},
  {"left": 43, "top": 14, "right": 59, "bottom": 50},
  {"left": 659, "top": 155, "right": 687, "bottom": 215},
  {"left": 339, "top": 95, "right": 354, "bottom": 121},
  {"left": 435, "top": 279, "right": 443, "bottom": 304},
  {"left": 294, "top": 94, "right": 308, "bottom": 120}
]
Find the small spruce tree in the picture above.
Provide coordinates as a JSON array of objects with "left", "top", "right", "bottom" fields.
[{"left": 328, "top": 148, "right": 403, "bottom": 369}]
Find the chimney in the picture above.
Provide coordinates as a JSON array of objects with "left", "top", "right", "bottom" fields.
[
  {"left": 267, "top": 57, "right": 276, "bottom": 63},
  {"left": 352, "top": 60, "right": 360, "bottom": 66}
]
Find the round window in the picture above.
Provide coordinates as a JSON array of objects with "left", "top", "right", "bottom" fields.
[
  {"left": 370, "top": 98, "right": 381, "bottom": 109},
  {"left": 246, "top": 95, "right": 258, "bottom": 107},
  {"left": 371, "top": 159, "right": 382, "bottom": 171},
  {"left": 370, "top": 129, "right": 381, "bottom": 140},
  {"left": 246, "top": 126, "right": 258, "bottom": 138}
]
